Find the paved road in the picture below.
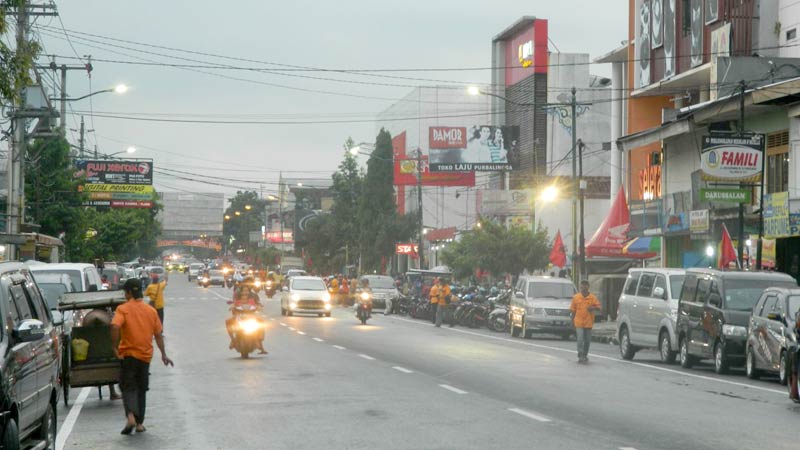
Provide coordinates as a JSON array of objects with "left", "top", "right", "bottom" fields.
[{"left": 56, "top": 276, "right": 800, "bottom": 450}]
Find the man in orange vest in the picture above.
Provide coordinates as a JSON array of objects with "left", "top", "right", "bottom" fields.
[
  {"left": 428, "top": 278, "right": 440, "bottom": 324},
  {"left": 434, "top": 278, "right": 452, "bottom": 328},
  {"left": 569, "top": 280, "right": 602, "bottom": 364}
]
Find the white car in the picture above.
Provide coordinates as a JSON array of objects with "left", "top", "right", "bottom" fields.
[
  {"left": 188, "top": 263, "right": 205, "bottom": 281},
  {"left": 29, "top": 263, "right": 104, "bottom": 292},
  {"left": 280, "top": 276, "right": 332, "bottom": 317}
]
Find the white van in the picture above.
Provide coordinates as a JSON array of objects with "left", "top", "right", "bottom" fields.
[
  {"left": 616, "top": 268, "right": 686, "bottom": 363},
  {"left": 29, "top": 263, "right": 104, "bottom": 292}
]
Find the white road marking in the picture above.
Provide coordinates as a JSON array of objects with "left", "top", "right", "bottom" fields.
[
  {"left": 439, "top": 384, "right": 468, "bottom": 394},
  {"left": 280, "top": 323, "right": 287, "bottom": 327},
  {"left": 207, "top": 289, "right": 231, "bottom": 301},
  {"left": 55, "top": 387, "right": 91, "bottom": 450},
  {"left": 359, "top": 354, "right": 375, "bottom": 360},
  {"left": 312, "top": 338, "right": 324, "bottom": 342},
  {"left": 333, "top": 345, "right": 346, "bottom": 350},
  {"left": 392, "top": 366, "right": 413, "bottom": 374},
  {"left": 508, "top": 407, "right": 551, "bottom": 423},
  {"left": 288, "top": 327, "right": 295, "bottom": 331},
  {"left": 269, "top": 318, "right": 275, "bottom": 321},
  {"left": 387, "top": 316, "right": 785, "bottom": 396},
  {"left": 619, "top": 447, "right": 639, "bottom": 450},
  {"left": 297, "top": 331, "right": 306, "bottom": 335}
]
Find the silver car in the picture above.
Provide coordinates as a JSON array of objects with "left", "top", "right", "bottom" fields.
[
  {"left": 509, "top": 276, "right": 577, "bottom": 339},
  {"left": 616, "top": 268, "right": 685, "bottom": 363},
  {"left": 359, "top": 275, "right": 399, "bottom": 312},
  {"left": 281, "top": 276, "right": 332, "bottom": 317}
]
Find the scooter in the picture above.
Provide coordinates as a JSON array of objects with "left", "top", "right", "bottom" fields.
[
  {"left": 228, "top": 303, "right": 264, "bottom": 359},
  {"left": 355, "top": 292, "right": 372, "bottom": 325},
  {"left": 264, "top": 280, "right": 277, "bottom": 298}
]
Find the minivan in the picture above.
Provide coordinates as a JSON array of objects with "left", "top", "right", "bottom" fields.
[
  {"left": 677, "top": 269, "right": 797, "bottom": 374},
  {"left": 617, "top": 268, "right": 686, "bottom": 363},
  {"left": 509, "top": 276, "right": 577, "bottom": 339},
  {"left": 29, "top": 263, "right": 103, "bottom": 292},
  {"left": 745, "top": 287, "right": 800, "bottom": 384}
]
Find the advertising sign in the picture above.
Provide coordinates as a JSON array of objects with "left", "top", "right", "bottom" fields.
[
  {"left": 428, "top": 125, "right": 521, "bottom": 172},
  {"left": 664, "top": 0, "right": 676, "bottom": 77},
  {"left": 395, "top": 243, "right": 419, "bottom": 255},
  {"left": 699, "top": 188, "right": 751, "bottom": 203},
  {"left": 392, "top": 131, "right": 475, "bottom": 187},
  {"left": 504, "top": 18, "right": 548, "bottom": 86},
  {"left": 476, "top": 189, "right": 533, "bottom": 216},
  {"left": 75, "top": 160, "right": 153, "bottom": 185},
  {"left": 690, "top": 209, "right": 709, "bottom": 236},
  {"left": 700, "top": 133, "right": 765, "bottom": 182},
  {"left": 764, "top": 192, "right": 790, "bottom": 239}
]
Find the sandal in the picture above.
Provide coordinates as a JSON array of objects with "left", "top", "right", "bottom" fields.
[
  {"left": 121, "top": 424, "right": 135, "bottom": 435},
  {"left": 136, "top": 425, "right": 147, "bottom": 433}
]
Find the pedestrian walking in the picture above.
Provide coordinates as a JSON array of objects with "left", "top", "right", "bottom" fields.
[
  {"left": 429, "top": 279, "right": 440, "bottom": 324},
  {"left": 111, "top": 279, "right": 174, "bottom": 435},
  {"left": 434, "top": 278, "right": 451, "bottom": 328},
  {"left": 145, "top": 274, "right": 167, "bottom": 326},
  {"left": 569, "top": 280, "right": 602, "bottom": 363}
]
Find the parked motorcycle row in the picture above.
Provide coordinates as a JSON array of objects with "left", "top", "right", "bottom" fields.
[{"left": 391, "top": 289, "right": 512, "bottom": 332}]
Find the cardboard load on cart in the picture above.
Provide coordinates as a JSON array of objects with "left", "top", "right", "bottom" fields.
[{"left": 58, "top": 290, "right": 127, "bottom": 311}]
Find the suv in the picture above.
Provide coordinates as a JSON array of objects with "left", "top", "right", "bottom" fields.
[
  {"left": 188, "top": 263, "right": 205, "bottom": 281},
  {"left": 0, "top": 261, "right": 60, "bottom": 450},
  {"left": 677, "top": 269, "right": 797, "bottom": 374},
  {"left": 509, "top": 276, "right": 577, "bottom": 339},
  {"left": 617, "top": 269, "right": 686, "bottom": 363},
  {"left": 745, "top": 288, "right": 800, "bottom": 384},
  {"left": 29, "top": 263, "right": 103, "bottom": 293}
]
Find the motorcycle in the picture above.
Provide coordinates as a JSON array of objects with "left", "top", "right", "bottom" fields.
[
  {"left": 227, "top": 303, "right": 265, "bottom": 359},
  {"left": 198, "top": 275, "right": 211, "bottom": 288},
  {"left": 355, "top": 292, "right": 372, "bottom": 325},
  {"left": 264, "top": 280, "right": 277, "bottom": 298},
  {"left": 487, "top": 290, "right": 511, "bottom": 332}
]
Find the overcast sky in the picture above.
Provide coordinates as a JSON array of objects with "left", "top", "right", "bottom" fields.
[{"left": 32, "top": 0, "right": 627, "bottom": 197}]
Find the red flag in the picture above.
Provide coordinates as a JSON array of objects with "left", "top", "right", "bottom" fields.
[
  {"left": 549, "top": 230, "right": 567, "bottom": 268},
  {"left": 717, "top": 223, "right": 738, "bottom": 269},
  {"left": 585, "top": 186, "right": 632, "bottom": 257}
]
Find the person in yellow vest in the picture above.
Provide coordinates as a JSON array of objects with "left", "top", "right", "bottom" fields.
[
  {"left": 429, "top": 278, "right": 440, "bottom": 325},
  {"left": 330, "top": 276, "right": 340, "bottom": 303},
  {"left": 144, "top": 274, "right": 167, "bottom": 326},
  {"left": 570, "top": 280, "right": 602, "bottom": 364},
  {"left": 434, "top": 278, "right": 452, "bottom": 328}
]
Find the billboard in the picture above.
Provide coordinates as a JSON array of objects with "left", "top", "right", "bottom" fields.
[
  {"left": 75, "top": 159, "right": 154, "bottom": 208},
  {"left": 428, "top": 125, "right": 520, "bottom": 172},
  {"left": 503, "top": 18, "right": 548, "bottom": 86},
  {"left": 700, "top": 133, "right": 764, "bottom": 182},
  {"left": 392, "top": 131, "right": 475, "bottom": 187},
  {"left": 476, "top": 189, "right": 534, "bottom": 216}
]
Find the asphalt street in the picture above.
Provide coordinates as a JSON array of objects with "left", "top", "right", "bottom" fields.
[{"left": 55, "top": 276, "right": 800, "bottom": 450}]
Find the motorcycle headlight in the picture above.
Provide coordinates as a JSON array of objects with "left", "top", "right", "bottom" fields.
[
  {"left": 239, "top": 318, "right": 261, "bottom": 334},
  {"left": 360, "top": 292, "right": 370, "bottom": 301},
  {"left": 722, "top": 324, "right": 747, "bottom": 337},
  {"left": 254, "top": 280, "right": 262, "bottom": 288},
  {"left": 267, "top": 281, "right": 273, "bottom": 287}
]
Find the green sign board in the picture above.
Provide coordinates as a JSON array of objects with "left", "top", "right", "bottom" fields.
[{"left": 700, "top": 188, "right": 751, "bottom": 203}]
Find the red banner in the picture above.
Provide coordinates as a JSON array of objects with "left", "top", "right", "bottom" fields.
[{"left": 429, "top": 127, "right": 467, "bottom": 149}]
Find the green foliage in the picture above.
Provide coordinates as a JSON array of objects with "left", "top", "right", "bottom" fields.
[
  {"left": 79, "top": 207, "right": 162, "bottom": 262},
  {"left": 441, "top": 219, "right": 550, "bottom": 279},
  {"left": 330, "top": 137, "right": 362, "bottom": 252},
  {"left": 222, "top": 191, "right": 267, "bottom": 250},
  {"left": 1, "top": 2, "right": 41, "bottom": 104}
]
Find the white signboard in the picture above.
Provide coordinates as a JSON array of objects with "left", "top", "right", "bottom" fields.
[
  {"left": 477, "top": 189, "right": 534, "bottom": 216},
  {"left": 690, "top": 209, "right": 709, "bottom": 236},
  {"left": 700, "top": 133, "right": 765, "bottom": 182}
]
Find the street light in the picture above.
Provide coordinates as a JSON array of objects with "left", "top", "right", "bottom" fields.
[
  {"left": 224, "top": 215, "right": 231, "bottom": 220},
  {"left": 540, "top": 185, "right": 559, "bottom": 203},
  {"left": 57, "top": 83, "right": 129, "bottom": 102},
  {"left": 706, "top": 245, "right": 715, "bottom": 257},
  {"left": 245, "top": 205, "right": 252, "bottom": 210},
  {"left": 103, "top": 146, "right": 137, "bottom": 158},
  {"left": 234, "top": 211, "right": 241, "bottom": 216}
]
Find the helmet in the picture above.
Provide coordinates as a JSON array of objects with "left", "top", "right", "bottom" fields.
[{"left": 490, "top": 286, "right": 498, "bottom": 296}]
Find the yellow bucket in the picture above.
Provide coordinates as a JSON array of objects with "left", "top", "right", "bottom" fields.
[{"left": 71, "top": 338, "right": 90, "bottom": 362}]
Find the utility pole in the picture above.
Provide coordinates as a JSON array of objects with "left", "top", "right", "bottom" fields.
[
  {"left": 570, "top": 87, "right": 579, "bottom": 284},
  {"left": 78, "top": 116, "right": 85, "bottom": 158},
  {"left": 279, "top": 172, "right": 284, "bottom": 255},
  {"left": 45, "top": 58, "right": 93, "bottom": 135},
  {"left": 738, "top": 80, "right": 746, "bottom": 270},
  {"left": 416, "top": 148, "right": 425, "bottom": 270}
]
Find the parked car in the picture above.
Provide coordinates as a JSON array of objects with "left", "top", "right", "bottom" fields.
[
  {"left": 359, "top": 275, "right": 399, "bottom": 311},
  {"left": 745, "top": 287, "right": 800, "bottom": 384},
  {"left": 677, "top": 269, "right": 797, "bottom": 374},
  {"left": 617, "top": 268, "right": 686, "bottom": 363},
  {"left": 509, "top": 276, "right": 577, "bottom": 339},
  {"left": 144, "top": 265, "right": 167, "bottom": 281},
  {"left": 29, "top": 262, "right": 104, "bottom": 292},
  {"left": 30, "top": 272, "right": 78, "bottom": 335},
  {"left": 100, "top": 268, "right": 121, "bottom": 290},
  {"left": 0, "top": 261, "right": 60, "bottom": 450},
  {"left": 188, "top": 263, "right": 205, "bottom": 281},
  {"left": 281, "top": 276, "right": 332, "bottom": 317}
]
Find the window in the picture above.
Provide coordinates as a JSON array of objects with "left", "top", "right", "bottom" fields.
[
  {"left": 23, "top": 284, "right": 49, "bottom": 324},
  {"left": 680, "top": 275, "right": 698, "bottom": 302},
  {"left": 774, "top": 295, "right": 786, "bottom": 317},
  {"left": 527, "top": 282, "right": 576, "bottom": 298},
  {"left": 637, "top": 273, "right": 656, "bottom": 297},
  {"left": 653, "top": 275, "right": 668, "bottom": 299},
  {"left": 624, "top": 272, "right": 641, "bottom": 296},
  {"left": 669, "top": 275, "right": 685, "bottom": 299},
  {"left": 787, "top": 28, "right": 797, "bottom": 42},
  {"left": 724, "top": 279, "right": 797, "bottom": 311},
  {"left": 696, "top": 278, "right": 711, "bottom": 303},
  {"left": 767, "top": 131, "right": 789, "bottom": 194},
  {"left": 291, "top": 279, "right": 326, "bottom": 291},
  {"left": 10, "top": 284, "right": 33, "bottom": 320},
  {"left": 760, "top": 295, "right": 777, "bottom": 317},
  {"left": 682, "top": 0, "right": 691, "bottom": 36},
  {"left": 788, "top": 295, "right": 800, "bottom": 318}
]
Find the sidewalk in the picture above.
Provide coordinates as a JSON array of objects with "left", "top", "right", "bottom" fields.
[{"left": 591, "top": 320, "right": 618, "bottom": 344}]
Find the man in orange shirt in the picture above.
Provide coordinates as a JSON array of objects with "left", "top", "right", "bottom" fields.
[
  {"left": 111, "top": 279, "right": 174, "bottom": 435},
  {"left": 569, "top": 280, "right": 602, "bottom": 364}
]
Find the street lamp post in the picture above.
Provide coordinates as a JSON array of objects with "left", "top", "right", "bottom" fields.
[
  {"left": 55, "top": 84, "right": 128, "bottom": 135},
  {"left": 101, "top": 146, "right": 137, "bottom": 159}
]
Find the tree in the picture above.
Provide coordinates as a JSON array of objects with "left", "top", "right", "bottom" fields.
[
  {"left": 357, "top": 128, "right": 417, "bottom": 272},
  {"left": 24, "top": 137, "right": 87, "bottom": 260},
  {"left": 330, "top": 137, "right": 362, "bottom": 257},
  {"left": 1, "top": 1, "right": 40, "bottom": 104},
  {"left": 441, "top": 219, "right": 550, "bottom": 280},
  {"left": 222, "top": 191, "right": 267, "bottom": 251},
  {"left": 80, "top": 206, "right": 162, "bottom": 262}
]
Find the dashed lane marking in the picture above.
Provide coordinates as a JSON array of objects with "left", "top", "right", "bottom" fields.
[
  {"left": 280, "top": 323, "right": 287, "bottom": 327},
  {"left": 288, "top": 327, "right": 295, "bottom": 331},
  {"left": 439, "top": 384, "right": 467, "bottom": 394},
  {"left": 297, "top": 331, "right": 306, "bottom": 335},
  {"left": 55, "top": 387, "right": 91, "bottom": 450},
  {"left": 333, "top": 345, "right": 346, "bottom": 350},
  {"left": 508, "top": 407, "right": 551, "bottom": 423},
  {"left": 386, "top": 316, "right": 785, "bottom": 396},
  {"left": 359, "top": 354, "right": 375, "bottom": 360},
  {"left": 392, "top": 366, "right": 413, "bottom": 374},
  {"left": 312, "top": 338, "right": 324, "bottom": 342},
  {"left": 619, "top": 447, "right": 639, "bottom": 450}
]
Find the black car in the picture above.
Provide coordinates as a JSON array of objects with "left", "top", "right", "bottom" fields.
[
  {"left": 746, "top": 288, "right": 800, "bottom": 384},
  {"left": 0, "top": 261, "right": 60, "bottom": 450},
  {"left": 677, "top": 268, "right": 797, "bottom": 374}
]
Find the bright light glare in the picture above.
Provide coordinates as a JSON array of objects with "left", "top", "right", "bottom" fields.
[
  {"left": 126, "top": 146, "right": 137, "bottom": 154},
  {"left": 705, "top": 245, "right": 715, "bottom": 257},
  {"left": 745, "top": 239, "right": 752, "bottom": 246},
  {"left": 540, "top": 185, "right": 558, "bottom": 203},
  {"left": 240, "top": 319, "right": 260, "bottom": 334},
  {"left": 114, "top": 84, "right": 128, "bottom": 94},
  {"left": 467, "top": 86, "right": 481, "bottom": 96},
  {"left": 349, "top": 146, "right": 360, "bottom": 156}
]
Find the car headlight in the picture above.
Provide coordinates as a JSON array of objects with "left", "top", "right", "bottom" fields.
[
  {"left": 360, "top": 292, "right": 370, "bottom": 301},
  {"left": 290, "top": 302, "right": 297, "bottom": 310},
  {"left": 324, "top": 304, "right": 331, "bottom": 310},
  {"left": 291, "top": 293, "right": 300, "bottom": 302},
  {"left": 722, "top": 324, "right": 747, "bottom": 337},
  {"left": 323, "top": 292, "right": 331, "bottom": 303},
  {"left": 239, "top": 318, "right": 261, "bottom": 334}
]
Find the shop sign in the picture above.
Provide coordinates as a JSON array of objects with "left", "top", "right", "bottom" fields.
[
  {"left": 699, "top": 188, "right": 750, "bottom": 203},
  {"left": 664, "top": 212, "right": 689, "bottom": 233},
  {"left": 690, "top": 209, "right": 709, "bottom": 236},
  {"left": 764, "top": 192, "right": 789, "bottom": 239},
  {"left": 700, "top": 133, "right": 764, "bottom": 182},
  {"left": 638, "top": 164, "right": 661, "bottom": 200},
  {"left": 395, "top": 243, "right": 419, "bottom": 255}
]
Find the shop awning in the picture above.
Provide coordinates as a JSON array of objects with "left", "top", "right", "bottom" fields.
[{"left": 623, "top": 236, "right": 660, "bottom": 257}]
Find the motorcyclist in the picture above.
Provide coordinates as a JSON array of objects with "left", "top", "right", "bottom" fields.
[
  {"left": 356, "top": 278, "right": 373, "bottom": 318},
  {"left": 226, "top": 277, "right": 267, "bottom": 354}
]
